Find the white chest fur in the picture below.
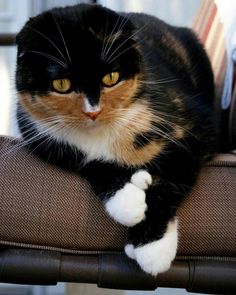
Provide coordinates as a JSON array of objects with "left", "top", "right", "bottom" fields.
[
  {"left": 64, "top": 126, "right": 116, "bottom": 162},
  {"left": 36, "top": 120, "right": 117, "bottom": 162}
]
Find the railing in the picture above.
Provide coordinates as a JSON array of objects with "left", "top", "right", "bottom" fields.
[{"left": 0, "top": 33, "right": 16, "bottom": 45}]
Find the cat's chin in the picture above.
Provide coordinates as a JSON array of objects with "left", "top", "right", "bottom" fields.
[{"left": 82, "top": 119, "right": 108, "bottom": 134}]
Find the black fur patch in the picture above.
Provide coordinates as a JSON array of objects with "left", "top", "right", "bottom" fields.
[{"left": 134, "top": 122, "right": 174, "bottom": 148}]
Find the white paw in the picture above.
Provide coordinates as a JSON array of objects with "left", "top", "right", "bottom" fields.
[
  {"left": 105, "top": 183, "right": 147, "bottom": 227},
  {"left": 124, "top": 244, "right": 135, "bottom": 259},
  {"left": 131, "top": 170, "right": 152, "bottom": 190},
  {"left": 127, "top": 219, "right": 178, "bottom": 276}
]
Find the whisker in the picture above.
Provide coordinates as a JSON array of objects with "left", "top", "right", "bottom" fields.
[
  {"left": 51, "top": 11, "right": 72, "bottom": 64},
  {"left": 102, "top": 13, "right": 133, "bottom": 61},
  {"left": 106, "top": 35, "right": 147, "bottom": 65},
  {"left": 101, "top": 17, "right": 109, "bottom": 60},
  {"left": 25, "top": 25, "right": 68, "bottom": 64},
  {"left": 106, "top": 23, "right": 149, "bottom": 63},
  {"left": 102, "top": 15, "right": 122, "bottom": 60},
  {"left": 0, "top": 128, "right": 48, "bottom": 159},
  {"left": 120, "top": 117, "right": 189, "bottom": 151},
  {"left": 25, "top": 50, "right": 67, "bottom": 68},
  {"left": 108, "top": 107, "right": 193, "bottom": 151},
  {"left": 139, "top": 78, "right": 180, "bottom": 85},
  {"left": 107, "top": 44, "right": 135, "bottom": 64},
  {"left": 118, "top": 13, "right": 133, "bottom": 32}
]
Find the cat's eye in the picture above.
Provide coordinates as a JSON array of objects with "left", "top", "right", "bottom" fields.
[
  {"left": 102, "top": 72, "right": 120, "bottom": 87},
  {"left": 52, "top": 78, "right": 71, "bottom": 93}
]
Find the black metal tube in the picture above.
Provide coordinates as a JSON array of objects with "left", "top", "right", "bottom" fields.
[
  {"left": 60, "top": 254, "right": 98, "bottom": 283},
  {"left": 0, "top": 248, "right": 236, "bottom": 294},
  {"left": 97, "top": 253, "right": 158, "bottom": 290},
  {"left": 187, "top": 260, "right": 236, "bottom": 294},
  {"left": 0, "top": 249, "right": 60, "bottom": 285}
]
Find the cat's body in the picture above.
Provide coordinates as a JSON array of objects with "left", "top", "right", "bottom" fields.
[{"left": 16, "top": 4, "right": 216, "bottom": 275}]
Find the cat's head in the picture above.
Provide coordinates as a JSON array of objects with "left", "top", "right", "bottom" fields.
[{"left": 16, "top": 4, "right": 143, "bottom": 133}]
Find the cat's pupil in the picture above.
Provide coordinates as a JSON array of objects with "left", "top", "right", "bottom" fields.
[{"left": 102, "top": 72, "right": 120, "bottom": 87}]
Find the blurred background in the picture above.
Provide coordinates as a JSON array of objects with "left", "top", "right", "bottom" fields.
[{"left": 0, "top": 0, "right": 202, "bottom": 294}]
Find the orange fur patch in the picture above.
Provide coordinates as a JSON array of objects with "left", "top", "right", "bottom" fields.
[
  {"left": 173, "top": 127, "right": 185, "bottom": 140},
  {"left": 100, "top": 76, "right": 139, "bottom": 114},
  {"left": 111, "top": 102, "right": 165, "bottom": 166},
  {"left": 19, "top": 92, "right": 85, "bottom": 123},
  {"left": 114, "top": 138, "right": 165, "bottom": 166}
]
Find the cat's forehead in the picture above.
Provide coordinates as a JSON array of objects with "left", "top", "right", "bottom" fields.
[
  {"left": 22, "top": 5, "right": 133, "bottom": 44},
  {"left": 53, "top": 4, "right": 133, "bottom": 36},
  {"left": 17, "top": 5, "right": 135, "bottom": 65}
]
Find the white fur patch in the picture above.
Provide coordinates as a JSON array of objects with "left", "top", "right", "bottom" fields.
[
  {"left": 131, "top": 170, "right": 152, "bottom": 190},
  {"left": 37, "top": 121, "right": 115, "bottom": 162},
  {"left": 124, "top": 244, "right": 135, "bottom": 259},
  {"left": 126, "top": 219, "right": 178, "bottom": 276},
  {"left": 82, "top": 97, "right": 101, "bottom": 113},
  {"left": 105, "top": 183, "right": 147, "bottom": 227}
]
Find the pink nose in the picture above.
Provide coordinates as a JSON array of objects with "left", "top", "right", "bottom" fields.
[{"left": 83, "top": 110, "right": 102, "bottom": 121}]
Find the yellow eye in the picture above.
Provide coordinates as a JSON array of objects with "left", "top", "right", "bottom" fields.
[
  {"left": 52, "top": 78, "right": 71, "bottom": 93},
  {"left": 102, "top": 72, "right": 120, "bottom": 87}
]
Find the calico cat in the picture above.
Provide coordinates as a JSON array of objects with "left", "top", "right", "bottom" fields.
[{"left": 15, "top": 4, "right": 216, "bottom": 276}]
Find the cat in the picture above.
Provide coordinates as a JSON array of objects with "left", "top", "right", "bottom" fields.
[{"left": 15, "top": 3, "right": 217, "bottom": 276}]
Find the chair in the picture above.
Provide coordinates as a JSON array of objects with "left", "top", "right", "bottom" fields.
[{"left": 0, "top": 1, "right": 236, "bottom": 294}]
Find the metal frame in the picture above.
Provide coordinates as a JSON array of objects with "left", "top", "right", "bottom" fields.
[{"left": 1, "top": 248, "right": 236, "bottom": 294}]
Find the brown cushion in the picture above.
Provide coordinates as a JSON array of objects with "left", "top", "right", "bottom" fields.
[{"left": 0, "top": 136, "right": 236, "bottom": 257}]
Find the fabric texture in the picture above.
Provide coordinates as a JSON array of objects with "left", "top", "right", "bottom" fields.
[{"left": 0, "top": 136, "right": 236, "bottom": 257}]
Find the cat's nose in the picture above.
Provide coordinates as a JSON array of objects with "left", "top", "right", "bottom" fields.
[
  {"left": 82, "top": 97, "right": 102, "bottom": 121},
  {"left": 84, "top": 110, "right": 102, "bottom": 121}
]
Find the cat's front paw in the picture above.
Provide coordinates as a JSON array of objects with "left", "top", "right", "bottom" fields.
[
  {"left": 131, "top": 170, "right": 152, "bottom": 190},
  {"left": 124, "top": 219, "right": 178, "bottom": 276},
  {"left": 105, "top": 183, "right": 147, "bottom": 227}
]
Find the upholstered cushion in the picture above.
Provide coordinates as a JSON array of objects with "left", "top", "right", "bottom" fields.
[{"left": 0, "top": 136, "right": 236, "bottom": 257}]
